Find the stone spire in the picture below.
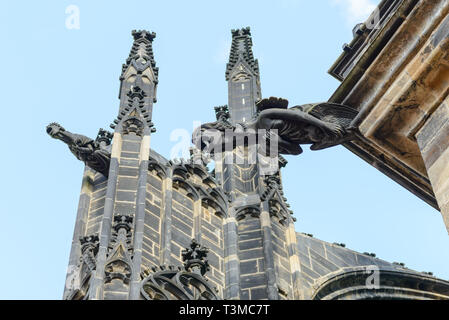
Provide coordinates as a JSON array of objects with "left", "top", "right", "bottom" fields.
[
  {"left": 111, "top": 30, "right": 158, "bottom": 133},
  {"left": 225, "top": 27, "right": 261, "bottom": 123},
  {"left": 121, "top": 30, "right": 158, "bottom": 86},
  {"left": 225, "top": 27, "right": 259, "bottom": 80}
]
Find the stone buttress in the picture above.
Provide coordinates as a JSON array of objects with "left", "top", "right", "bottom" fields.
[{"left": 62, "top": 31, "right": 227, "bottom": 300}]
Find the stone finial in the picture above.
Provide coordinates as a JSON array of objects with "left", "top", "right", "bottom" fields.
[
  {"left": 231, "top": 26, "right": 251, "bottom": 37},
  {"left": 226, "top": 27, "right": 259, "bottom": 80},
  {"left": 95, "top": 129, "right": 113, "bottom": 147},
  {"left": 214, "top": 105, "right": 230, "bottom": 122},
  {"left": 182, "top": 239, "right": 210, "bottom": 276},
  {"left": 80, "top": 235, "right": 99, "bottom": 248},
  {"left": 112, "top": 214, "right": 133, "bottom": 233},
  {"left": 132, "top": 30, "right": 156, "bottom": 42},
  {"left": 79, "top": 235, "right": 99, "bottom": 272}
]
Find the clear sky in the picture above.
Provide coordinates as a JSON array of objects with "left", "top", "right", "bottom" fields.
[{"left": 1, "top": 0, "right": 448, "bottom": 299}]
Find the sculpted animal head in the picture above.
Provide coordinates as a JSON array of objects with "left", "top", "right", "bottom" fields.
[
  {"left": 46, "top": 122, "right": 66, "bottom": 139},
  {"left": 192, "top": 125, "right": 221, "bottom": 154},
  {"left": 46, "top": 122, "right": 80, "bottom": 146}
]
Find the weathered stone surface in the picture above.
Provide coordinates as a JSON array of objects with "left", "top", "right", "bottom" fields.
[
  {"left": 58, "top": 21, "right": 449, "bottom": 301},
  {"left": 240, "top": 260, "right": 258, "bottom": 275},
  {"left": 328, "top": 0, "right": 449, "bottom": 212},
  {"left": 115, "top": 191, "right": 136, "bottom": 202},
  {"left": 116, "top": 177, "right": 138, "bottom": 191},
  {"left": 240, "top": 273, "right": 267, "bottom": 289}
]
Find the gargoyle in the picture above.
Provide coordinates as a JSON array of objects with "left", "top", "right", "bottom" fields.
[
  {"left": 249, "top": 97, "right": 358, "bottom": 155},
  {"left": 46, "top": 123, "right": 111, "bottom": 177},
  {"left": 192, "top": 105, "right": 236, "bottom": 157},
  {"left": 192, "top": 97, "right": 358, "bottom": 156}
]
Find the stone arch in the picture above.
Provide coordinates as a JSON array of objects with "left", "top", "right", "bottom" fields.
[
  {"left": 235, "top": 205, "right": 260, "bottom": 221},
  {"left": 311, "top": 267, "right": 449, "bottom": 300},
  {"left": 172, "top": 177, "right": 200, "bottom": 201},
  {"left": 172, "top": 165, "right": 190, "bottom": 180},
  {"left": 148, "top": 160, "right": 167, "bottom": 179}
]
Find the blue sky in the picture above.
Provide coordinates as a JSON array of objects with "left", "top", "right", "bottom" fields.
[{"left": 1, "top": 1, "right": 448, "bottom": 299}]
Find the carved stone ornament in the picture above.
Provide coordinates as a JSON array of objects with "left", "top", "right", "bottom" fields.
[
  {"left": 253, "top": 97, "right": 358, "bottom": 155},
  {"left": 80, "top": 235, "right": 100, "bottom": 273},
  {"left": 140, "top": 239, "right": 219, "bottom": 300},
  {"left": 214, "top": 105, "right": 230, "bottom": 122},
  {"left": 261, "top": 175, "right": 294, "bottom": 224},
  {"left": 46, "top": 123, "right": 111, "bottom": 177},
  {"left": 192, "top": 97, "right": 358, "bottom": 157},
  {"left": 181, "top": 239, "right": 210, "bottom": 276},
  {"left": 235, "top": 205, "right": 261, "bottom": 221},
  {"left": 66, "top": 235, "right": 100, "bottom": 300},
  {"left": 95, "top": 129, "right": 113, "bottom": 147},
  {"left": 104, "top": 215, "right": 134, "bottom": 284},
  {"left": 192, "top": 106, "right": 235, "bottom": 156},
  {"left": 122, "top": 117, "right": 145, "bottom": 136}
]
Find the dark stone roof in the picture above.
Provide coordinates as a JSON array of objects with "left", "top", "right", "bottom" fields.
[
  {"left": 149, "top": 148, "right": 169, "bottom": 166},
  {"left": 295, "top": 232, "right": 442, "bottom": 298}
]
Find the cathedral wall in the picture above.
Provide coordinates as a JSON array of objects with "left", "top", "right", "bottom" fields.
[
  {"left": 233, "top": 147, "right": 259, "bottom": 196},
  {"left": 58, "top": 21, "right": 449, "bottom": 301},
  {"left": 158, "top": 167, "right": 227, "bottom": 296},
  {"left": 237, "top": 215, "right": 268, "bottom": 300},
  {"left": 113, "top": 133, "right": 141, "bottom": 218},
  {"left": 200, "top": 205, "right": 225, "bottom": 296},
  {"left": 85, "top": 173, "right": 107, "bottom": 236},
  {"left": 270, "top": 219, "right": 293, "bottom": 299},
  {"left": 101, "top": 132, "right": 143, "bottom": 300},
  {"left": 170, "top": 186, "right": 195, "bottom": 265},
  {"left": 63, "top": 167, "right": 96, "bottom": 299},
  {"left": 142, "top": 171, "right": 163, "bottom": 267}
]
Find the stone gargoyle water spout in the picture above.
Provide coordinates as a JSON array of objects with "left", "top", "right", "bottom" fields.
[
  {"left": 250, "top": 97, "right": 358, "bottom": 155},
  {"left": 46, "top": 122, "right": 112, "bottom": 177},
  {"left": 193, "top": 97, "right": 358, "bottom": 156}
]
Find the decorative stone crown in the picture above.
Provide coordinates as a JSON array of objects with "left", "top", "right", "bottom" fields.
[{"left": 181, "top": 239, "right": 210, "bottom": 276}]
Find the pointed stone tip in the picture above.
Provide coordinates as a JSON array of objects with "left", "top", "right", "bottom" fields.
[
  {"left": 231, "top": 26, "right": 251, "bottom": 37},
  {"left": 131, "top": 29, "right": 156, "bottom": 41}
]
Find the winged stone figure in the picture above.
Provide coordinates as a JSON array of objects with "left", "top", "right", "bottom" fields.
[
  {"left": 249, "top": 97, "right": 358, "bottom": 155},
  {"left": 192, "top": 97, "right": 358, "bottom": 157}
]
